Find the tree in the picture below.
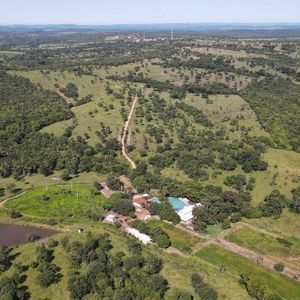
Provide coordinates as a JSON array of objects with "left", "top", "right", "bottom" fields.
[
  {"left": 36, "top": 262, "right": 62, "bottom": 288},
  {"left": 127, "top": 239, "right": 142, "bottom": 254},
  {"left": 240, "top": 272, "right": 280, "bottom": 300},
  {"left": 68, "top": 275, "right": 90, "bottom": 300},
  {"left": 159, "top": 203, "right": 181, "bottom": 225},
  {"left": 36, "top": 244, "right": 54, "bottom": 263},
  {"left": 107, "top": 176, "right": 123, "bottom": 191},
  {"left": 149, "top": 275, "right": 168, "bottom": 296},
  {"left": 290, "top": 186, "right": 300, "bottom": 213},
  {"left": 224, "top": 175, "right": 247, "bottom": 192},
  {"left": 193, "top": 220, "right": 207, "bottom": 233},
  {"left": 147, "top": 202, "right": 161, "bottom": 215},
  {"left": 111, "top": 194, "right": 135, "bottom": 216},
  {"left": 259, "top": 190, "right": 288, "bottom": 218},
  {"left": 0, "top": 276, "right": 29, "bottom": 300},
  {"left": 0, "top": 246, "right": 11, "bottom": 272},
  {"left": 60, "top": 83, "right": 79, "bottom": 98},
  {"left": 219, "top": 157, "right": 237, "bottom": 171},
  {"left": 191, "top": 273, "right": 218, "bottom": 300},
  {"left": 146, "top": 256, "right": 163, "bottom": 275}
]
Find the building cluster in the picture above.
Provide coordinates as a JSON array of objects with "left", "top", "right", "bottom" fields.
[{"left": 104, "top": 190, "right": 202, "bottom": 245}]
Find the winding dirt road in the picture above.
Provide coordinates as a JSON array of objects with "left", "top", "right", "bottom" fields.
[{"left": 121, "top": 95, "right": 138, "bottom": 169}]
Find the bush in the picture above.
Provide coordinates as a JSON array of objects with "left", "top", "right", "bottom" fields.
[
  {"left": 27, "top": 233, "right": 41, "bottom": 243},
  {"left": 48, "top": 239, "right": 59, "bottom": 248},
  {"left": 222, "top": 218, "right": 231, "bottom": 229},
  {"left": 10, "top": 210, "right": 22, "bottom": 218},
  {"left": 274, "top": 263, "right": 285, "bottom": 272},
  {"left": 41, "top": 194, "right": 50, "bottom": 201}
]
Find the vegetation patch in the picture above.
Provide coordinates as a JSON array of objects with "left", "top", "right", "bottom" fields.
[
  {"left": 147, "top": 220, "right": 201, "bottom": 252},
  {"left": 195, "top": 245, "right": 300, "bottom": 299},
  {"left": 226, "top": 228, "right": 300, "bottom": 258},
  {"left": 5, "top": 184, "right": 106, "bottom": 221}
]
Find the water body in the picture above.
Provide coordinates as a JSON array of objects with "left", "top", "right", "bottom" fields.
[
  {"left": 0, "top": 224, "right": 59, "bottom": 246},
  {"left": 168, "top": 197, "right": 188, "bottom": 211}
]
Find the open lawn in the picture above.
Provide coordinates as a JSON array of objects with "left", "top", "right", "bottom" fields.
[
  {"left": 5, "top": 184, "right": 107, "bottom": 220},
  {"left": 196, "top": 245, "right": 300, "bottom": 299}
]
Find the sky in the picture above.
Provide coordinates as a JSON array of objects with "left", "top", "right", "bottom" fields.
[{"left": 1, "top": 0, "right": 300, "bottom": 25}]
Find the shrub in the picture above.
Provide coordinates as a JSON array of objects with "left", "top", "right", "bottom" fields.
[
  {"left": 10, "top": 210, "right": 22, "bottom": 218},
  {"left": 274, "top": 263, "right": 285, "bottom": 272},
  {"left": 27, "top": 233, "right": 41, "bottom": 243}
]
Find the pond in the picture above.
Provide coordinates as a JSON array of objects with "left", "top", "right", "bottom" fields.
[{"left": 0, "top": 224, "right": 59, "bottom": 246}]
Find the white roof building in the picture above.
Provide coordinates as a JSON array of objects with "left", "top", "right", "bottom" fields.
[
  {"left": 126, "top": 227, "right": 152, "bottom": 245},
  {"left": 177, "top": 203, "right": 202, "bottom": 222}
]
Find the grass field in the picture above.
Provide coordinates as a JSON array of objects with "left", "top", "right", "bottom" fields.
[
  {"left": 147, "top": 219, "right": 201, "bottom": 251},
  {"left": 244, "top": 209, "right": 300, "bottom": 239},
  {"left": 196, "top": 245, "right": 300, "bottom": 299},
  {"left": 0, "top": 171, "right": 106, "bottom": 203},
  {"left": 5, "top": 184, "right": 106, "bottom": 220},
  {"left": 225, "top": 228, "right": 300, "bottom": 270}
]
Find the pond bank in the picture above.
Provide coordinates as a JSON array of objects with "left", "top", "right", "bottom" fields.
[{"left": 0, "top": 223, "right": 60, "bottom": 246}]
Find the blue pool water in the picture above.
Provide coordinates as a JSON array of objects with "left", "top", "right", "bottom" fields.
[
  {"left": 168, "top": 197, "right": 187, "bottom": 211},
  {"left": 151, "top": 197, "right": 161, "bottom": 204}
]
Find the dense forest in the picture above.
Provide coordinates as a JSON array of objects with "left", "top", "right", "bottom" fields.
[{"left": 241, "top": 79, "right": 300, "bottom": 152}]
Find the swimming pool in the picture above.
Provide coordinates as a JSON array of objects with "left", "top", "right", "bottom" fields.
[{"left": 168, "top": 197, "right": 187, "bottom": 211}]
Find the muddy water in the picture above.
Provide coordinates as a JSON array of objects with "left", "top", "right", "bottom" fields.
[{"left": 0, "top": 224, "right": 59, "bottom": 246}]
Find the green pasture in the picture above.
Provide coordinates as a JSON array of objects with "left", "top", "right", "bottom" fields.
[
  {"left": 196, "top": 245, "right": 300, "bottom": 299},
  {"left": 5, "top": 184, "right": 106, "bottom": 219}
]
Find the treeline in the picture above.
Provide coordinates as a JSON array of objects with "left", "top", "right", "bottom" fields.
[
  {"left": 241, "top": 79, "right": 300, "bottom": 152},
  {"left": 0, "top": 72, "right": 127, "bottom": 178},
  {"left": 3, "top": 40, "right": 165, "bottom": 70},
  {"left": 107, "top": 74, "right": 234, "bottom": 99}
]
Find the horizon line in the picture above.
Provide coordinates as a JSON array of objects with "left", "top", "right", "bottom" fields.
[{"left": 1, "top": 22, "right": 300, "bottom": 26}]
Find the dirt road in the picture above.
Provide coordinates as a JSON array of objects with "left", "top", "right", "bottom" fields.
[
  {"left": 121, "top": 95, "right": 138, "bottom": 169},
  {"left": 215, "top": 238, "right": 300, "bottom": 282},
  {"left": 0, "top": 191, "right": 26, "bottom": 208}
]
